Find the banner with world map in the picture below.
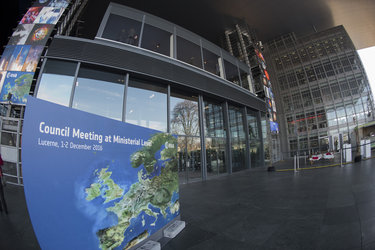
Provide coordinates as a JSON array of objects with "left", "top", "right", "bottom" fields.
[{"left": 22, "top": 96, "right": 180, "bottom": 249}]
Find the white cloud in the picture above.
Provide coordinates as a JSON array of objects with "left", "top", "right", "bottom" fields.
[{"left": 358, "top": 46, "right": 375, "bottom": 101}]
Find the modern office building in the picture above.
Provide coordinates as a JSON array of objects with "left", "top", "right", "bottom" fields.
[
  {"left": 264, "top": 26, "right": 375, "bottom": 157},
  {"left": 0, "top": 1, "right": 268, "bottom": 186},
  {"left": 223, "top": 23, "right": 282, "bottom": 163}
]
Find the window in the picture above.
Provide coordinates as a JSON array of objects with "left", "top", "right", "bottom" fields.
[
  {"left": 177, "top": 36, "right": 202, "bottom": 68},
  {"left": 141, "top": 24, "right": 171, "bottom": 56},
  {"left": 239, "top": 69, "right": 251, "bottom": 91},
  {"left": 229, "top": 105, "right": 246, "bottom": 172},
  {"left": 203, "top": 101, "right": 225, "bottom": 138},
  {"left": 224, "top": 60, "right": 240, "bottom": 85},
  {"left": 204, "top": 100, "right": 226, "bottom": 175},
  {"left": 170, "top": 91, "right": 199, "bottom": 136},
  {"left": 126, "top": 79, "right": 167, "bottom": 131},
  {"left": 37, "top": 60, "right": 77, "bottom": 106},
  {"left": 202, "top": 48, "right": 220, "bottom": 76},
  {"left": 72, "top": 66, "right": 125, "bottom": 121},
  {"left": 102, "top": 14, "right": 142, "bottom": 46}
]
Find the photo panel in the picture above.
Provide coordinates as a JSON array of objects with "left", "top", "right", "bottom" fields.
[
  {"left": 7, "top": 45, "right": 31, "bottom": 72},
  {"left": 48, "top": 0, "right": 70, "bottom": 8},
  {"left": 20, "top": 7, "right": 43, "bottom": 24},
  {"left": 22, "top": 46, "right": 44, "bottom": 72},
  {"left": 264, "top": 86, "right": 270, "bottom": 98},
  {"left": 272, "top": 99, "right": 276, "bottom": 112},
  {"left": 8, "top": 24, "right": 35, "bottom": 45},
  {"left": 26, "top": 24, "right": 54, "bottom": 45},
  {"left": 0, "top": 71, "right": 34, "bottom": 104},
  {"left": 32, "top": 0, "right": 52, "bottom": 7},
  {"left": 0, "top": 71, "right": 6, "bottom": 92},
  {"left": 0, "top": 45, "right": 15, "bottom": 71},
  {"left": 34, "top": 7, "right": 64, "bottom": 24}
]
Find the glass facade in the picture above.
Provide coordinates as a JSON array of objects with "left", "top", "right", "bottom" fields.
[
  {"left": 96, "top": 4, "right": 254, "bottom": 93},
  {"left": 228, "top": 105, "right": 247, "bottom": 172},
  {"left": 0, "top": 3, "right": 266, "bottom": 187},
  {"left": 266, "top": 26, "right": 375, "bottom": 156},
  {"left": 36, "top": 59, "right": 265, "bottom": 183}
]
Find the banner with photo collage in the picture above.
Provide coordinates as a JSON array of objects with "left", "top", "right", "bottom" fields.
[
  {"left": 0, "top": 0, "right": 70, "bottom": 104},
  {"left": 255, "top": 49, "right": 279, "bottom": 133}
]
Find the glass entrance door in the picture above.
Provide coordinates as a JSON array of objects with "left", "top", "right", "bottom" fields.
[{"left": 177, "top": 136, "right": 201, "bottom": 184}]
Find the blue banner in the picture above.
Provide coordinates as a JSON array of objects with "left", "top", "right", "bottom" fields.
[{"left": 22, "top": 97, "right": 179, "bottom": 249}]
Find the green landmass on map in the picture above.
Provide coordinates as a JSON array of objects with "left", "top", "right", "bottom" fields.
[
  {"left": 85, "top": 133, "right": 179, "bottom": 250},
  {"left": 2, "top": 73, "right": 33, "bottom": 103}
]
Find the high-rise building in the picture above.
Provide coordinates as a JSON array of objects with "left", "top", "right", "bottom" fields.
[
  {"left": 264, "top": 26, "right": 375, "bottom": 157},
  {"left": 224, "top": 23, "right": 282, "bottom": 164}
]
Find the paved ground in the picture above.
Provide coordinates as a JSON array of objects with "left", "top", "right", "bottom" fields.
[{"left": 1, "top": 158, "right": 375, "bottom": 249}]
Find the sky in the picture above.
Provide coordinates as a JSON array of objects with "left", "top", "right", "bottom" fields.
[{"left": 358, "top": 46, "right": 375, "bottom": 101}]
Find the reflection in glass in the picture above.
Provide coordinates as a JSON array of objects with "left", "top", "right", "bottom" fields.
[
  {"left": 203, "top": 100, "right": 226, "bottom": 175},
  {"left": 141, "top": 24, "right": 171, "bottom": 56},
  {"left": 73, "top": 66, "right": 125, "bottom": 121},
  {"left": 229, "top": 105, "right": 246, "bottom": 172},
  {"left": 247, "top": 111, "right": 259, "bottom": 140},
  {"left": 177, "top": 136, "right": 201, "bottom": 184},
  {"left": 170, "top": 93, "right": 199, "bottom": 136},
  {"left": 224, "top": 60, "right": 240, "bottom": 85},
  {"left": 250, "top": 140, "right": 262, "bottom": 167},
  {"left": 203, "top": 101, "right": 225, "bottom": 138},
  {"left": 176, "top": 36, "right": 202, "bottom": 68},
  {"left": 102, "top": 14, "right": 142, "bottom": 46},
  {"left": 126, "top": 79, "right": 167, "bottom": 131},
  {"left": 240, "top": 69, "right": 251, "bottom": 91},
  {"left": 247, "top": 110, "right": 262, "bottom": 167},
  {"left": 37, "top": 60, "right": 77, "bottom": 106},
  {"left": 206, "top": 137, "right": 226, "bottom": 176},
  {"left": 202, "top": 48, "right": 220, "bottom": 76}
]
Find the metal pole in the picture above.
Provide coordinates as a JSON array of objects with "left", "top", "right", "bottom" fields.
[
  {"left": 340, "top": 148, "right": 343, "bottom": 167},
  {"left": 297, "top": 152, "right": 300, "bottom": 170},
  {"left": 304, "top": 152, "right": 307, "bottom": 166},
  {"left": 294, "top": 155, "right": 297, "bottom": 173}
]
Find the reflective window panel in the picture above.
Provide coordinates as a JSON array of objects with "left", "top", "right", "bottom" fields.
[
  {"left": 202, "top": 48, "right": 220, "bottom": 76},
  {"left": 102, "top": 14, "right": 142, "bottom": 46},
  {"left": 72, "top": 66, "right": 125, "bottom": 121},
  {"left": 37, "top": 59, "right": 77, "bottom": 106},
  {"left": 229, "top": 105, "right": 246, "bottom": 172},
  {"left": 141, "top": 24, "right": 171, "bottom": 57},
  {"left": 177, "top": 136, "right": 201, "bottom": 184},
  {"left": 206, "top": 137, "right": 226, "bottom": 176},
  {"left": 170, "top": 91, "right": 200, "bottom": 136},
  {"left": 224, "top": 60, "right": 240, "bottom": 85},
  {"left": 126, "top": 79, "right": 167, "bottom": 131},
  {"left": 203, "top": 100, "right": 225, "bottom": 138},
  {"left": 176, "top": 36, "right": 202, "bottom": 68}
]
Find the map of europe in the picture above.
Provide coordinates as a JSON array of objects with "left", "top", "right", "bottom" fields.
[{"left": 83, "top": 133, "right": 180, "bottom": 249}]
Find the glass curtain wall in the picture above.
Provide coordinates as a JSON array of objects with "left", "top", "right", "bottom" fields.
[
  {"left": 247, "top": 109, "right": 262, "bottom": 167},
  {"left": 36, "top": 59, "right": 263, "bottom": 182},
  {"left": 170, "top": 91, "right": 201, "bottom": 183},
  {"left": 228, "top": 105, "right": 246, "bottom": 172},
  {"left": 203, "top": 100, "right": 227, "bottom": 176}
]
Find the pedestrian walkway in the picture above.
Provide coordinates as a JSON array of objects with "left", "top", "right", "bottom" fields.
[
  {"left": 1, "top": 158, "right": 375, "bottom": 249},
  {"left": 165, "top": 158, "right": 375, "bottom": 249}
]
